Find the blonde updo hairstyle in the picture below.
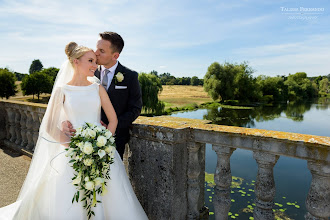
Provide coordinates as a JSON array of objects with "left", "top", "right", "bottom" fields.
[{"left": 65, "top": 42, "right": 92, "bottom": 65}]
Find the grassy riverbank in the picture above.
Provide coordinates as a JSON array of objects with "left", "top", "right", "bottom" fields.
[{"left": 5, "top": 84, "right": 254, "bottom": 113}]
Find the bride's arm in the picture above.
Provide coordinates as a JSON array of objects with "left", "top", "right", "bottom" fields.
[{"left": 99, "top": 85, "right": 118, "bottom": 134}]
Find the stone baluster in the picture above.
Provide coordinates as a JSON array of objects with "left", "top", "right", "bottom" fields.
[
  {"left": 212, "top": 145, "right": 236, "bottom": 220},
  {"left": 31, "top": 111, "right": 40, "bottom": 151},
  {"left": 14, "top": 107, "right": 22, "bottom": 145},
  {"left": 253, "top": 151, "right": 279, "bottom": 220},
  {"left": 4, "top": 105, "right": 12, "bottom": 141},
  {"left": 20, "top": 109, "right": 28, "bottom": 149},
  {"left": 187, "top": 142, "right": 205, "bottom": 219},
  {"left": 6, "top": 104, "right": 16, "bottom": 143},
  {"left": 305, "top": 161, "right": 330, "bottom": 219},
  {"left": 25, "top": 111, "right": 34, "bottom": 150}
]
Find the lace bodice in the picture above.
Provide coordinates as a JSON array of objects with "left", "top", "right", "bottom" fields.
[{"left": 62, "top": 83, "right": 101, "bottom": 129}]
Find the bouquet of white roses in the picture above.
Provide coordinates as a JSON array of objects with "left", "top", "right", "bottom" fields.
[{"left": 65, "top": 122, "right": 116, "bottom": 219}]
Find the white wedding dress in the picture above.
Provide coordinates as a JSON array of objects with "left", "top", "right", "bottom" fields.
[{"left": 0, "top": 83, "right": 148, "bottom": 220}]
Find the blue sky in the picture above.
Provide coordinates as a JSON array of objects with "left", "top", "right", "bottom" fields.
[{"left": 0, "top": 0, "right": 329, "bottom": 78}]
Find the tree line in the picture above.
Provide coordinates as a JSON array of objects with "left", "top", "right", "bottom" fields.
[
  {"left": 150, "top": 70, "right": 204, "bottom": 86},
  {"left": 204, "top": 62, "right": 330, "bottom": 103},
  {"left": 1, "top": 59, "right": 329, "bottom": 115}
]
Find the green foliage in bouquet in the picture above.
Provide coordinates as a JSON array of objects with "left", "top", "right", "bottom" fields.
[{"left": 65, "top": 122, "right": 116, "bottom": 219}]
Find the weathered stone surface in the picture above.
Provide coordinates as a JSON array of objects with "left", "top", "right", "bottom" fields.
[
  {"left": 305, "top": 161, "right": 330, "bottom": 219},
  {"left": 1, "top": 102, "right": 330, "bottom": 219},
  {"left": 212, "top": 145, "right": 235, "bottom": 220},
  {"left": 253, "top": 152, "right": 279, "bottom": 220},
  {"left": 129, "top": 125, "right": 189, "bottom": 220}
]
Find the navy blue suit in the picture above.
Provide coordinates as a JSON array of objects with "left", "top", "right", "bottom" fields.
[{"left": 95, "top": 62, "right": 142, "bottom": 159}]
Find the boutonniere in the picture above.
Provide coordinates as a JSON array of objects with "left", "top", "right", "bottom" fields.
[{"left": 114, "top": 72, "right": 124, "bottom": 84}]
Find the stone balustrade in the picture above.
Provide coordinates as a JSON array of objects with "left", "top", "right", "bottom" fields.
[{"left": 0, "top": 100, "right": 329, "bottom": 220}]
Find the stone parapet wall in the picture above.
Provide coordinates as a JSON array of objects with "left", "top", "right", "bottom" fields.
[{"left": 1, "top": 100, "right": 329, "bottom": 219}]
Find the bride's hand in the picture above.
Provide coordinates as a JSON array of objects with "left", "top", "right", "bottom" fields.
[{"left": 61, "top": 120, "right": 75, "bottom": 136}]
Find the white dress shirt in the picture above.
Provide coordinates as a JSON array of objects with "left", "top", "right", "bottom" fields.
[{"left": 100, "top": 61, "right": 118, "bottom": 90}]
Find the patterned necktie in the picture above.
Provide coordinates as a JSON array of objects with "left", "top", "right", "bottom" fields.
[{"left": 102, "top": 69, "right": 110, "bottom": 90}]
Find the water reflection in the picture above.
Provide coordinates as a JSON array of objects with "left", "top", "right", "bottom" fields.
[{"left": 203, "top": 100, "right": 323, "bottom": 127}]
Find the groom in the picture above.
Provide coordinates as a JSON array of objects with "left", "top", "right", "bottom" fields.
[
  {"left": 94, "top": 31, "right": 142, "bottom": 159},
  {"left": 64, "top": 32, "right": 142, "bottom": 159}
]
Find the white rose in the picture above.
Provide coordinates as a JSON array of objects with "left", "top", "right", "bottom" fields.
[
  {"left": 116, "top": 72, "right": 124, "bottom": 82},
  {"left": 75, "top": 154, "right": 82, "bottom": 161},
  {"left": 108, "top": 146, "right": 116, "bottom": 158},
  {"left": 83, "top": 158, "right": 93, "bottom": 166},
  {"left": 85, "top": 181, "right": 95, "bottom": 191},
  {"left": 82, "top": 129, "right": 88, "bottom": 137},
  {"left": 94, "top": 126, "right": 102, "bottom": 132},
  {"left": 76, "top": 127, "right": 82, "bottom": 136},
  {"left": 104, "top": 131, "right": 112, "bottom": 139},
  {"left": 87, "top": 129, "right": 96, "bottom": 138},
  {"left": 85, "top": 176, "right": 90, "bottom": 182},
  {"left": 76, "top": 142, "right": 84, "bottom": 151},
  {"left": 104, "top": 146, "right": 111, "bottom": 154},
  {"left": 98, "top": 149, "right": 106, "bottom": 158},
  {"left": 96, "top": 136, "right": 107, "bottom": 147},
  {"left": 94, "top": 177, "right": 104, "bottom": 186},
  {"left": 109, "top": 137, "right": 115, "bottom": 144},
  {"left": 83, "top": 142, "right": 93, "bottom": 154}
]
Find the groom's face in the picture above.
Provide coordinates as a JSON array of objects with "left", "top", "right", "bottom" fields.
[{"left": 95, "top": 39, "right": 119, "bottom": 68}]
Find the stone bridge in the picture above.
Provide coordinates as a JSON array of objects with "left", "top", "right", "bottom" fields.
[{"left": 0, "top": 100, "right": 329, "bottom": 220}]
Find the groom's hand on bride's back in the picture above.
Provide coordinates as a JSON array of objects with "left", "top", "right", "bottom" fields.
[{"left": 61, "top": 120, "right": 76, "bottom": 136}]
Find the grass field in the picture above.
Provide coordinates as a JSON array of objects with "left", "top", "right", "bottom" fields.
[
  {"left": 5, "top": 83, "right": 213, "bottom": 108},
  {"left": 159, "top": 85, "right": 213, "bottom": 109},
  {"left": 2, "top": 81, "right": 51, "bottom": 103}
]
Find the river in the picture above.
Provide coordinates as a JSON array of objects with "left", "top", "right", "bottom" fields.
[{"left": 171, "top": 98, "right": 330, "bottom": 219}]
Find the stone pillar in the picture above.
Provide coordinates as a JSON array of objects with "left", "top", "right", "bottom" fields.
[
  {"left": 7, "top": 104, "right": 16, "bottom": 143},
  {"left": 128, "top": 124, "right": 190, "bottom": 220},
  {"left": 305, "top": 161, "right": 330, "bottom": 219},
  {"left": 25, "top": 111, "right": 34, "bottom": 151},
  {"left": 20, "top": 109, "right": 28, "bottom": 149},
  {"left": 31, "top": 111, "right": 40, "bottom": 151},
  {"left": 212, "top": 145, "right": 235, "bottom": 220},
  {"left": 253, "top": 151, "right": 279, "bottom": 220},
  {"left": 14, "top": 107, "right": 22, "bottom": 145},
  {"left": 187, "top": 142, "right": 205, "bottom": 219},
  {"left": 0, "top": 102, "right": 6, "bottom": 141}
]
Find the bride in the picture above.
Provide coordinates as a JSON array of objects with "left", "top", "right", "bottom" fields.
[{"left": 0, "top": 42, "right": 148, "bottom": 220}]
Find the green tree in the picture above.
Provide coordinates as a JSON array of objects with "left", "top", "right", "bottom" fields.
[
  {"left": 0, "top": 68, "right": 17, "bottom": 99},
  {"left": 138, "top": 72, "right": 165, "bottom": 114},
  {"left": 150, "top": 70, "right": 158, "bottom": 77},
  {"left": 21, "top": 72, "right": 53, "bottom": 100},
  {"left": 257, "top": 75, "right": 288, "bottom": 102},
  {"left": 284, "top": 72, "right": 317, "bottom": 100},
  {"left": 14, "top": 72, "right": 28, "bottom": 81},
  {"left": 203, "top": 62, "right": 235, "bottom": 101},
  {"left": 319, "top": 78, "right": 329, "bottom": 94},
  {"left": 191, "top": 76, "right": 199, "bottom": 86},
  {"left": 29, "top": 59, "right": 43, "bottom": 74},
  {"left": 204, "top": 62, "right": 258, "bottom": 102},
  {"left": 40, "top": 67, "right": 59, "bottom": 82},
  {"left": 232, "top": 63, "right": 260, "bottom": 102}
]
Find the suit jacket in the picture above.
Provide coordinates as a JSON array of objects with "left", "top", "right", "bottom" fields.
[{"left": 95, "top": 62, "right": 142, "bottom": 141}]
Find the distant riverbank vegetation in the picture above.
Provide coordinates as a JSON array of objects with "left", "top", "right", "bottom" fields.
[{"left": 1, "top": 60, "right": 329, "bottom": 115}]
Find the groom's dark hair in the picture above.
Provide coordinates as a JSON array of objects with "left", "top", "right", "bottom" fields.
[{"left": 99, "top": 31, "right": 124, "bottom": 53}]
